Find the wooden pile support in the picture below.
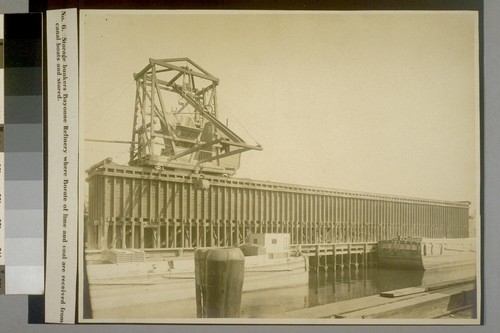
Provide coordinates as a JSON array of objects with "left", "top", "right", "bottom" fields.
[
  {"left": 86, "top": 162, "right": 470, "bottom": 252},
  {"left": 300, "top": 242, "right": 377, "bottom": 271}
]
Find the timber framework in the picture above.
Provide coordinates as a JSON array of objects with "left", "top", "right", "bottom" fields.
[
  {"left": 85, "top": 58, "right": 471, "bottom": 253},
  {"left": 86, "top": 161, "right": 470, "bottom": 251}
]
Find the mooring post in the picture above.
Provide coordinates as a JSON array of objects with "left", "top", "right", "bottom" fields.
[{"left": 204, "top": 248, "right": 245, "bottom": 318}]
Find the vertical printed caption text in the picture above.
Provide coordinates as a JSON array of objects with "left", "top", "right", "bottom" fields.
[{"left": 54, "top": 10, "right": 70, "bottom": 322}]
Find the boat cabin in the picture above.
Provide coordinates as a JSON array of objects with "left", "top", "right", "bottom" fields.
[{"left": 246, "top": 233, "right": 291, "bottom": 259}]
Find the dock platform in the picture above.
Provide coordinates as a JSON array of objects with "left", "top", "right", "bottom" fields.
[{"left": 270, "top": 279, "right": 476, "bottom": 319}]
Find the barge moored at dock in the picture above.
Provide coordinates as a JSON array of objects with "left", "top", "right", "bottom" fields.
[
  {"left": 377, "top": 237, "right": 476, "bottom": 270},
  {"left": 85, "top": 232, "right": 309, "bottom": 318}
]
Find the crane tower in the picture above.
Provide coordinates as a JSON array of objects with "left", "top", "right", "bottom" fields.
[{"left": 129, "top": 58, "right": 262, "bottom": 175}]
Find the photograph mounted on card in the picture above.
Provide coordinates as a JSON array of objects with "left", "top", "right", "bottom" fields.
[{"left": 76, "top": 10, "right": 481, "bottom": 324}]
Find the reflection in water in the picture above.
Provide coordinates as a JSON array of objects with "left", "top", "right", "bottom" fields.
[
  {"left": 93, "top": 265, "right": 476, "bottom": 319},
  {"left": 241, "top": 264, "right": 476, "bottom": 318},
  {"left": 307, "top": 268, "right": 381, "bottom": 308}
]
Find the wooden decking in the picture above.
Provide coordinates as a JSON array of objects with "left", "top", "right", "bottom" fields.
[{"left": 269, "top": 279, "right": 476, "bottom": 319}]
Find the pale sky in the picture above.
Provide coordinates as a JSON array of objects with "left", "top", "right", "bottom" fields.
[{"left": 80, "top": 11, "right": 479, "bottom": 209}]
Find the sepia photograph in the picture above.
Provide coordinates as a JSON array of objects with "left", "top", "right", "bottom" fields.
[{"left": 77, "top": 10, "right": 480, "bottom": 324}]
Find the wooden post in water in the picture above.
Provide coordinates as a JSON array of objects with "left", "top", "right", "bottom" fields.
[
  {"left": 204, "top": 248, "right": 245, "bottom": 318},
  {"left": 195, "top": 248, "right": 245, "bottom": 318}
]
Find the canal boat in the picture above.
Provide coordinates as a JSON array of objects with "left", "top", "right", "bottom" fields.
[
  {"left": 84, "top": 233, "right": 308, "bottom": 318},
  {"left": 377, "top": 237, "right": 476, "bottom": 270}
]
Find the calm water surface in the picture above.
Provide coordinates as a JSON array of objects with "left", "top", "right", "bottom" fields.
[
  {"left": 93, "top": 264, "right": 476, "bottom": 319},
  {"left": 242, "top": 265, "right": 475, "bottom": 317}
]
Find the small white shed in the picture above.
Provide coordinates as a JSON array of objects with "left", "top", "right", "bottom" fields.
[{"left": 247, "top": 233, "right": 290, "bottom": 259}]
